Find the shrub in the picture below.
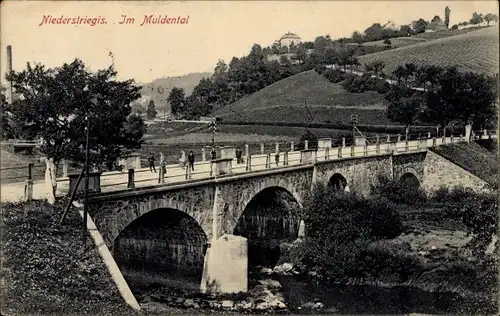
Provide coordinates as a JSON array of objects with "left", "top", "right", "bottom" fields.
[
  {"left": 371, "top": 175, "right": 427, "bottom": 206},
  {"left": 296, "top": 130, "right": 318, "bottom": 150},
  {"left": 322, "top": 68, "right": 346, "bottom": 83},
  {"left": 289, "top": 182, "right": 403, "bottom": 285},
  {"left": 314, "top": 65, "right": 326, "bottom": 75},
  {"left": 433, "top": 187, "right": 498, "bottom": 257}
]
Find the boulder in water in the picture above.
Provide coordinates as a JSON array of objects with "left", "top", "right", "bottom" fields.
[{"left": 258, "top": 279, "right": 282, "bottom": 290}]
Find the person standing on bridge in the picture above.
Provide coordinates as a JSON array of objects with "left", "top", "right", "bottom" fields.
[
  {"left": 158, "top": 152, "right": 167, "bottom": 183},
  {"left": 236, "top": 148, "right": 242, "bottom": 164},
  {"left": 275, "top": 151, "right": 280, "bottom": 167},
  {"left": 211, "top": 147, "right": 217, "bottom": 160},
  {"left": 188, "top": 150, "right": 195, "bottom": 171},
  {"left": 148, "top": 152, "right": 156, "bottom": 173}
]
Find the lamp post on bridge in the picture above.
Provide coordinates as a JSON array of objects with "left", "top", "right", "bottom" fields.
[
  {"left": 351, "top": 114, "right": 358, "bottom": 146},
  {"left": 83, "top": 95, "right": 98, "bottom": 247},
  {"left": 208, "top": 117, "right": 218, "bottom": 175}
]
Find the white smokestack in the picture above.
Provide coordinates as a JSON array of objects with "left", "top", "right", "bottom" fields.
[{"left": 6, "top": 45, "right": 13, "bottom": 104}]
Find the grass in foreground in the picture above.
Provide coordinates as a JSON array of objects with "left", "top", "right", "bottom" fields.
[{"left": 0, "top": 199, "right": 138, "bottom": 316}]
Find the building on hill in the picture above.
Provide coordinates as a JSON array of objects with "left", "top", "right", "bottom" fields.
[
  {"left": 274, "top": 32, "right": 302, "bottom": 47},
  {"left": 383, "top": 20, "right": 401, "bottom": 30},
  {"left": 425, "top": 16, "right": 447, "bottom": 32}
]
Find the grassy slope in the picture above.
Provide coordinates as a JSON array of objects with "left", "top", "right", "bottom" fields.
[
  {"left": 359, "top": 26, "right": 499, "bottom": 75},
  {"left": 212, "top": 70, "right": 390, "bottom": 125},
  {"left": 430, "top": 141, "right": 497, "bottom": 187},
  {"left": 138, "top": 72, "right": 211, "bottom": 113},
  {"left": 0, "top": 200, "right": 138, "bottom": 315}
]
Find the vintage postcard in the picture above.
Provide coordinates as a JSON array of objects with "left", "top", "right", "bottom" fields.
[{"left": 0, "top": 1, "right": 499, "bottom": 315}]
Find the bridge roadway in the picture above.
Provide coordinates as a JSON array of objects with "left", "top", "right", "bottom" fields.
[{"left": 0, "top": 135, "right": 493, "bottom": 203}]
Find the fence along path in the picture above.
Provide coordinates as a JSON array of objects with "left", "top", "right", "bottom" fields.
[{"left": 0, "top": 130, "right": 496, "bottom": 203}]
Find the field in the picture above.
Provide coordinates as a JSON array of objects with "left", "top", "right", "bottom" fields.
[
  {"left": 359, "top": 26, "right": 499, "bottom": 75},
  {"left": 212, "top": 70, "right": 391, "bottom": 125},
  {"left": 347, "top": 27, "right": 491, "bottom": 50}
]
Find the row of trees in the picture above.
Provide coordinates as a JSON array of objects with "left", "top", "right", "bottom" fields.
[
  {"left": 317, "top": 57, "right": 497, "bottom": 134},
  {"left": 459, "top": 12, "right": 499, "bottom": 27},
  {"left": 1, "top": 59, "right": 146, "bottom": 172},
  {"left": 168, "top": 44, "right": 313, "bottom": 119}
]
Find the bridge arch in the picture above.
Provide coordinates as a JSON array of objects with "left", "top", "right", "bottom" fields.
[
  {"left": 399, "top": 168, "right": 421, "bottom": 188},
  {"left": 232, "top": 183, "right": 302, "bottom": 269},
  {"left": 227, "top": 177, "right": 303, "bottom": 235},
  {"left": 113, "top": 207, "right": 208, "bottom": 291},
  {"left": 104, "top": 198, "right": 212, "bottom": 247},
  {"left": 328, "top": 173, "right": 348, "bottom": 191}
]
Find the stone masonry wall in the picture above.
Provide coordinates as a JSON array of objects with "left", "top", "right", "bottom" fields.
[
  {"left": 392, "top": 151, "right": 427, "bottom": 184},
  {"left": 423, "top": 150, "right": 490, "bottom": 194},
  {"left": 315, "top": 155, "right": 393, "bottom": 196},
  {"left": 88, "top": 185, "right": 215, "bottom": 248},
  {"left": 218, "top": 168, "right": 313, "bottom": 238}
]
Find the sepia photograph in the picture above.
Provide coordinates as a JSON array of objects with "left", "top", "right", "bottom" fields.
[{"left": 0, "top": 1, "right": 499, "bottom": 315}]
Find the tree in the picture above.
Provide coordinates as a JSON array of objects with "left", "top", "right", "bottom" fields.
[
  {"left": 146, "top": 100, "right": 157, "bottom": 119},
  {"left": 422, "top": 66, "right": 497, "bottom": 128},
  {"left": 484, "top": 13, "right": 499, "bottom": 26},
  {"left": 351, "top": 31, "right": 364, "bottom": 44},
  {"left": 0, "top": 86, "right": 13, "bottom": 139},
  {"left": 292, "top": 46, "right": 308, "bottom": 65},
  {"left": 400, "top": 25, "right": 412, "bottom": 36},
  {"left": 383, "top": 39, "right": 392, "bottom": 47},
  {"left": 451, "top": 24, "right": 458, "bottom": 30},
  {"left": 167, "top": 87, "right": 185, "bottom": 118},
  {"left": 7, "top": 59, "right": 144, "bottom": 193},
  {"left": 323, "top": 47, "right": 339, "bottom": 68},
  {"left": 386, "top": 86, "right": 424, "bottom": 137},
  {"left": 470, "top": 12, "right": 484, "bottom": 25},
  {"left": 404, "top": 63, "right": 417, "bottom": 84},
  {"left": 392, "top": 65, "right": 407, "bottom": 84},
  {"left": 445, "top": 6, "right": 451, "bottom": 29},
  {"left": 413, "top": 18, "right": 428, "bottom": 33},
  {"left": 364, "top": 60, "right": 385, "bottom": 77}
]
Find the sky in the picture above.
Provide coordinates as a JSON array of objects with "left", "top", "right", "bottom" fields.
[{"left": 1, "top": 1, "right": 498, "bottom": 84}]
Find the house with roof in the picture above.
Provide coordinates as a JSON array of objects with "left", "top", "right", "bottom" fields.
[
  {"left": 425, "top": 16, "right": 447, "bottom": 32},
  {"left": 274, "top": 32, "right": 302, "bottom": 47}
]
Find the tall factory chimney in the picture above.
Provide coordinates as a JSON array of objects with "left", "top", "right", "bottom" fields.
[{"left": 6, "top": 45, "right": 13, "bottom": 104}]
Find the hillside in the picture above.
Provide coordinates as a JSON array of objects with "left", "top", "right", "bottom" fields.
[
  {"left": 137, "top": 72, "right": 211, "bottom": 112},
  {"left": 212, "top": 70, "right": 391, "bottom": 125},
  {"left": 359, "top": 26, "right": 499, "bottom": 75}
]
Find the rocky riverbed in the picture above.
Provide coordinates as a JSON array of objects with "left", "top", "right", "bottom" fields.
[{"left": 132, "top": 262, "right": 331, "bottom": 314}]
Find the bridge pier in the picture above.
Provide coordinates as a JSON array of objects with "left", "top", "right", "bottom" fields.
[{"left": 201, "top": 234, "right": 248, "bottom": 294}]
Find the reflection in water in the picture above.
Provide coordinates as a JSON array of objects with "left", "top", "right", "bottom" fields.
[{"left": 113, "top": 208, "right": 207, "bottom": 290}]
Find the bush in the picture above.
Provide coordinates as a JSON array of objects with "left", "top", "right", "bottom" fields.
[
  {"left": 289, "top": 182, "right": 403, "bottom": 284},
  {"left": 296, "top": 130, "right": 318, "bottom": 150},
  {"left": 371, "top": 175, "right": 427, "bottom": 206},
  {"left": 314, "top": 65, "right": 326, "bottom": 75},
  {"left": 322, "top": 68, "right": 346, "bottom": 83},
  {"left": 433, "top": 187, "right": 497, "bottom": 257}
]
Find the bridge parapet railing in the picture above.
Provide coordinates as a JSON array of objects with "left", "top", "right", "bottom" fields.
[{"left": 6, "top": 129, "right": 494, "bottom": 199}]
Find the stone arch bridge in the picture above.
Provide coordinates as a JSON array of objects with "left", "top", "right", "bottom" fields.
[{"left": 86, "top": 148, "right": 433, "bottom": 294}]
